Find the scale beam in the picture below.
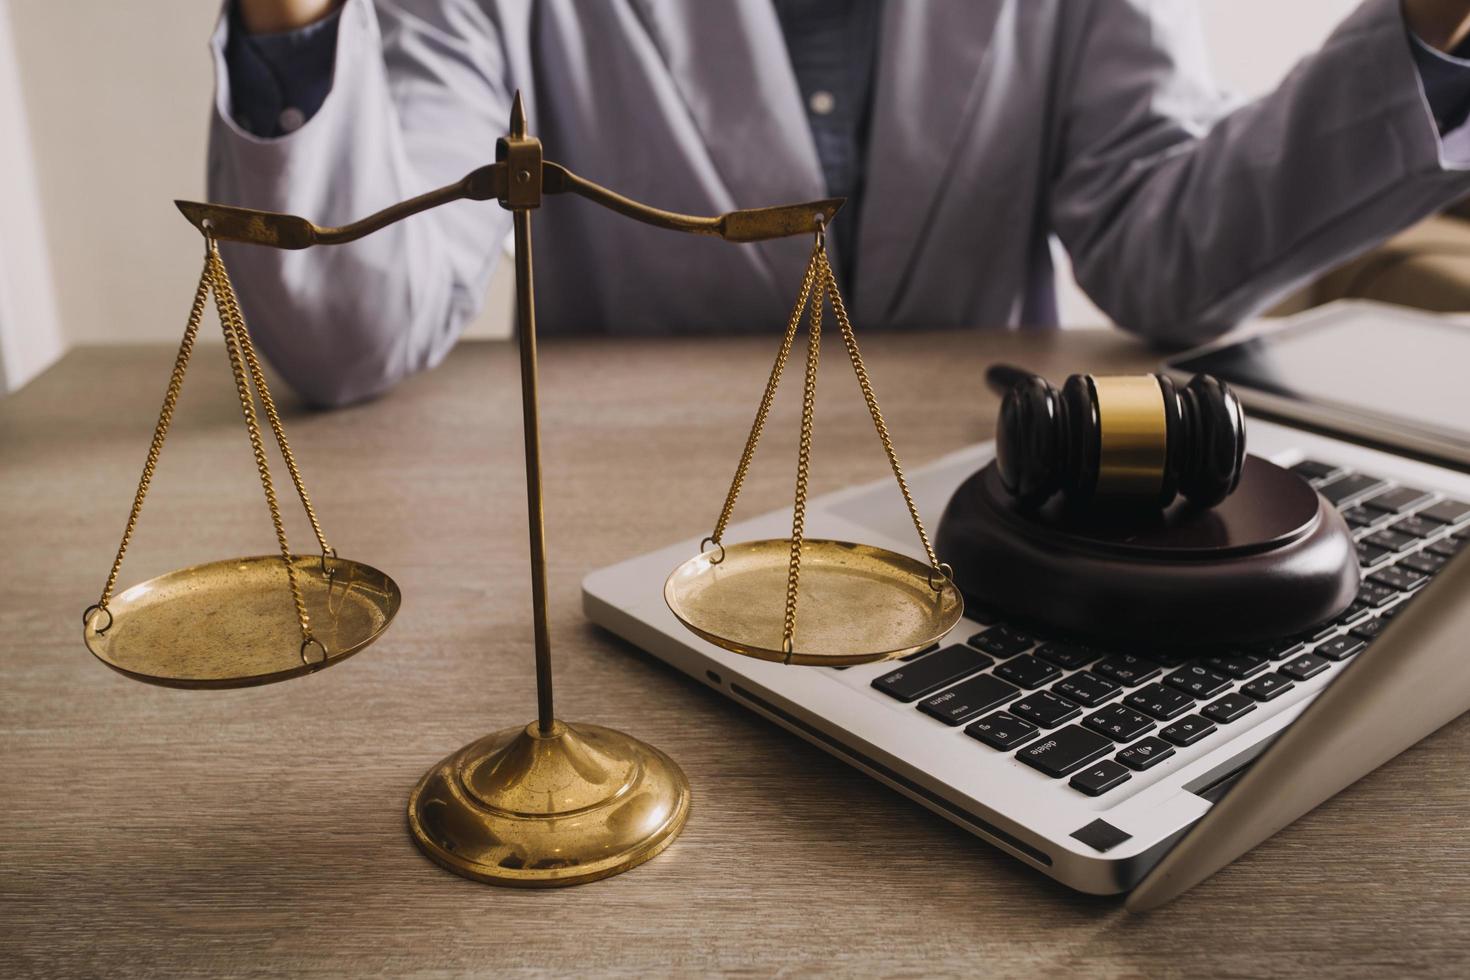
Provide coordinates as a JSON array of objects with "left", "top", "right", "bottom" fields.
[{"left": 175, "top": 163, "right": 842, "bottom": 250}]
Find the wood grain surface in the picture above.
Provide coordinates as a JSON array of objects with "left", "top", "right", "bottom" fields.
[{"left": 3, "top": 330, "right": 1467, "bottom": 978}]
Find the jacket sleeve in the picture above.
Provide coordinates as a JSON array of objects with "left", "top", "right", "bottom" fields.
[
  {"left": 1049, "top": 0, "right": 1470, "bottom": 345},
  {"left": 206, "top": 0, "right": 521, "bottom": 406}
]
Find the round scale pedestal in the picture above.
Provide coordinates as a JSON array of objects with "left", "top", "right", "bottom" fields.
[
  {"left": 934, "top": 456, "right": 1359, "bottom": 648},
  {"left": 408, "top": 720, "right": 691, "bottom": 887}
]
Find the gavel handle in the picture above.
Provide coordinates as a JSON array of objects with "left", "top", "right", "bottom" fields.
[{"left": 984, "top": 363, "right": 1041, "bottom": 396}]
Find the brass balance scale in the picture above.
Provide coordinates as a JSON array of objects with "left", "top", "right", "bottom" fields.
[{"left": 81, "top": 94, "right": 962, "bottom": 886}]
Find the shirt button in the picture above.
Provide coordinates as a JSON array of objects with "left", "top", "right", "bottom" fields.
[
  {"left": 808, "top": 90, "right": 836, "bottom": 116},
  {"left": 279, "top": 107, "right": 306, "bottom": 133}
]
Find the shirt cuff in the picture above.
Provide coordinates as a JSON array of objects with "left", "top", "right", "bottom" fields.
[
  {"left": 223, "top": 2, "right": 342, "bottom": 138},
  {"left": 1408, "top": 29, "right": 1470, "bottom": 134}
]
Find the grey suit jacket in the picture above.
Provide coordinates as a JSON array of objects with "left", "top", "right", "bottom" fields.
[{"left": 208, "top": 0, "right": 1470, "bottom": 406}]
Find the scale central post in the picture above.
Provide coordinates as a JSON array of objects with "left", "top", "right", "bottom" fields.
[
  {"left": 501, "top": 96, "right": 557, "bottom": 735},
  {"left": 406, "top": 94, "right": 697, "bottom": 887}
]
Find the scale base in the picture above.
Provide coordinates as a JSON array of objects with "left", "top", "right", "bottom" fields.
[{"left": 407, "top": 720, "right": 690, "bottom": 887}]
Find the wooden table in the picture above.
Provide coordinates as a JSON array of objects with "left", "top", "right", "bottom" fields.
[{"left": 3, "top": 330, "right": 1467, "bottom": 978}]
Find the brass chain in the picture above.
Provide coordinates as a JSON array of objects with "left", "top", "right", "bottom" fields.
[
  {"left": 85, "top": 250, "right": 213, "bottom": 632},
  {"left": 206, "top": 242, "right": 318, "bottom": 657},
  {"left": 706, "top": 240, "right": 824, "bottom": 556},
  {"left": 697, "top": 223, "right": 952, "bottom": 658},
  {"left": 781, "top": 246, "right": 824, "bottom": 657},
  {"left": 208, "top": 249, "right": 335, "bottom": 570},
  {"left": 819, "top": 250, "right": 948, "bottom": 586}
]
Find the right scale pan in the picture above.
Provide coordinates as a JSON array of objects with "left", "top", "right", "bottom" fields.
[
  {"left": 665, "top": 226, "right": 962, "bottom": 666},
  {"left": 666, "top": 539, "right": 963, "bottom": 666}
]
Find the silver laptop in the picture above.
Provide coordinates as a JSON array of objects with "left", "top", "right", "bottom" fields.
[{"left": 582, "top": 302, "right": 1470, "bottom": 897}]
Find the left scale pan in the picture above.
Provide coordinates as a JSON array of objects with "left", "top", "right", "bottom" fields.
[
  {"left": 81, "top": 236, "right": 398, "bottom": 688},
  {"left": 84, "top": 556, "right": 400, "bottom": 689}
]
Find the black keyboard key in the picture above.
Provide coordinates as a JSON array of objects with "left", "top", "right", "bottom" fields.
[
  {"left": 1364, "top": 528, "right": 1417, "bottom": 553},
  {"left": 917, "top": 673, "right": 1019, "bottom": 726},
  {"left": 1371, "top": 565, "right": 1428, "bottom": 592},
  {"left": 1380, "top": 600, "right": 1409, "bottom": 619},
  {"left": 1261, "top": 639, "right": 1307, "bottom": 661},
  {"left": 1161, "top": 714, "right": 1217, "bottom": 747},
  {"left": 1319, "top": 473, "right": 1385, "bottom": 505},
  {"left": 1054, "top": 671, "right": 1122, "bottom": 708},
  {"left": 1242, "top": 673, "right": 1294, "bottom": 702},
  {"left": 1387, "top": 520, "right": 1434, "bottom": 543},
  {"left": 1144, "top": 648, "right": 1194, "bottom": 668},
  {"left": 1341, "top": 506, "right": 1387, "bottom": 529},
  {"left": 1279, "top": 652, "right": 1331, "bottom": 681},
  {"left": 1427, "top": 535, "right": 1466, "bottom": 558},
  {"left": 1202, "top": 651, "right": 1270, "bottom": 680},
  {"left": 994, "top": 654, "right": 1062, "bottom": 689},
  {"left": 1418, "top": 498, "right": 1470, "bottom": 526},
  {"left": 1357, "top": 581, "right": 1400, "bottom": 608},
  {"left": 1117, "top": 736, "right": 1176, "bottom": 771},
  {"left": 1125, "top": 683, "right": 1196, "bottom": 721},
  {"left": 965, "top": 711, "right": 1038, "bottom": 750},
  {"left": 1084, "top": 704, "right": 1156, "bottom": 742},
  {"left": 1035, "top": 642, "right": 1101, "bottom": 670},
  {"left": 1017, "top": 725, "right": 1115, "bottom": 777},
  {"left": 1307, "top": 620, "right": 1337, "bottom": 642},
  {"left": 1356, "top": 542, "right": 1395, "bottom": 568},
  {"left": 1010, "top": 690, "right": 1083, "bottom": 728},
  {"left": 1390, "top": 515, "right": 1440, "bottom": 539},
  {"left": 1400, "top": 550, "right": 1449, "bottom": 577},
  {"left": 1311, "top": 605, "right": 1368, "bottom": 640},
  {"left": 898, "top": 643, "right": 939, "bottom": 662},
  {"left": 968, "top": 625, "right": 1034, "bottom": 658},
  {"left": 1203, "top": 692, "right": 1256, "bottom": 724},
  {"left": 872, "top": 645, "right": 993, "bottom": 702},
  {"left": 1093, "top": 655, "right": 1163, "bottom": 687},
  {"left": 1362, "top": 486, "right": 1432, "bottom": 514},
  {"left": 1290, "top": 459, "right": 1345, "bottom": 483},
  {"left": 1070, "top": 759, "right": 1133, "bottom": 796},
  {"left": 1317, "top": 635, "right": 1366, "bottom": 661},
  {"left": 1351, "top": 617, "right": 1386, "bottom": 642},
  {"left": 1165, "top": 665, "right": 1232, "bottom": 699}
]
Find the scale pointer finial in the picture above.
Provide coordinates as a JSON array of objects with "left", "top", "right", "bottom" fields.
[{"left": 510, "top": 90, "right": 527, "bottom": 139}]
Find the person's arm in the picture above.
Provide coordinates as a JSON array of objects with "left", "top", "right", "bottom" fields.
[
  {"left": 207, "top": 0, "right": 518, "bottom": 407},
  {"left": 1049, "top": 0, "right": 1470, "bottom": 344}
]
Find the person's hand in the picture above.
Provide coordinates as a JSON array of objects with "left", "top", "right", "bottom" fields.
[
  {"left": 1404, "top": 0, "right": 1470, "bottom": 51},
  {"left": 238, "top": 0, "right": 341, "bottom": 34}
]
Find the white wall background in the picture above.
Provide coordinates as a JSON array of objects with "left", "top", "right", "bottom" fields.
[
  {"left": 0, "top": 0, "right": 63, "bottom": 392},
  {"left": 0, "top": 0, "right": 1365, "bottom": 392}
]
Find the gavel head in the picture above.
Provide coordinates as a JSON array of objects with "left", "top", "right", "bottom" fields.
[{"left": 995, "top": 372, "right": 1246, "bottom": 510}]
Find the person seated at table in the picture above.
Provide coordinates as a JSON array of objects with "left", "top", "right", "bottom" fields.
[{"left": 211, "top": 0, "right": 1470, "bottom": 407}]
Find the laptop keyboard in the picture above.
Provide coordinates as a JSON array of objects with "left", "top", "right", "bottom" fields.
[{"left": 867, "top": 460, "right": 1469, "bottom": 798}]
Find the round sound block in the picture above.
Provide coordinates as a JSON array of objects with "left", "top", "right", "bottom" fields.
[{"left": 934, "top": 456, "right": 1359, "bottom": 648}]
